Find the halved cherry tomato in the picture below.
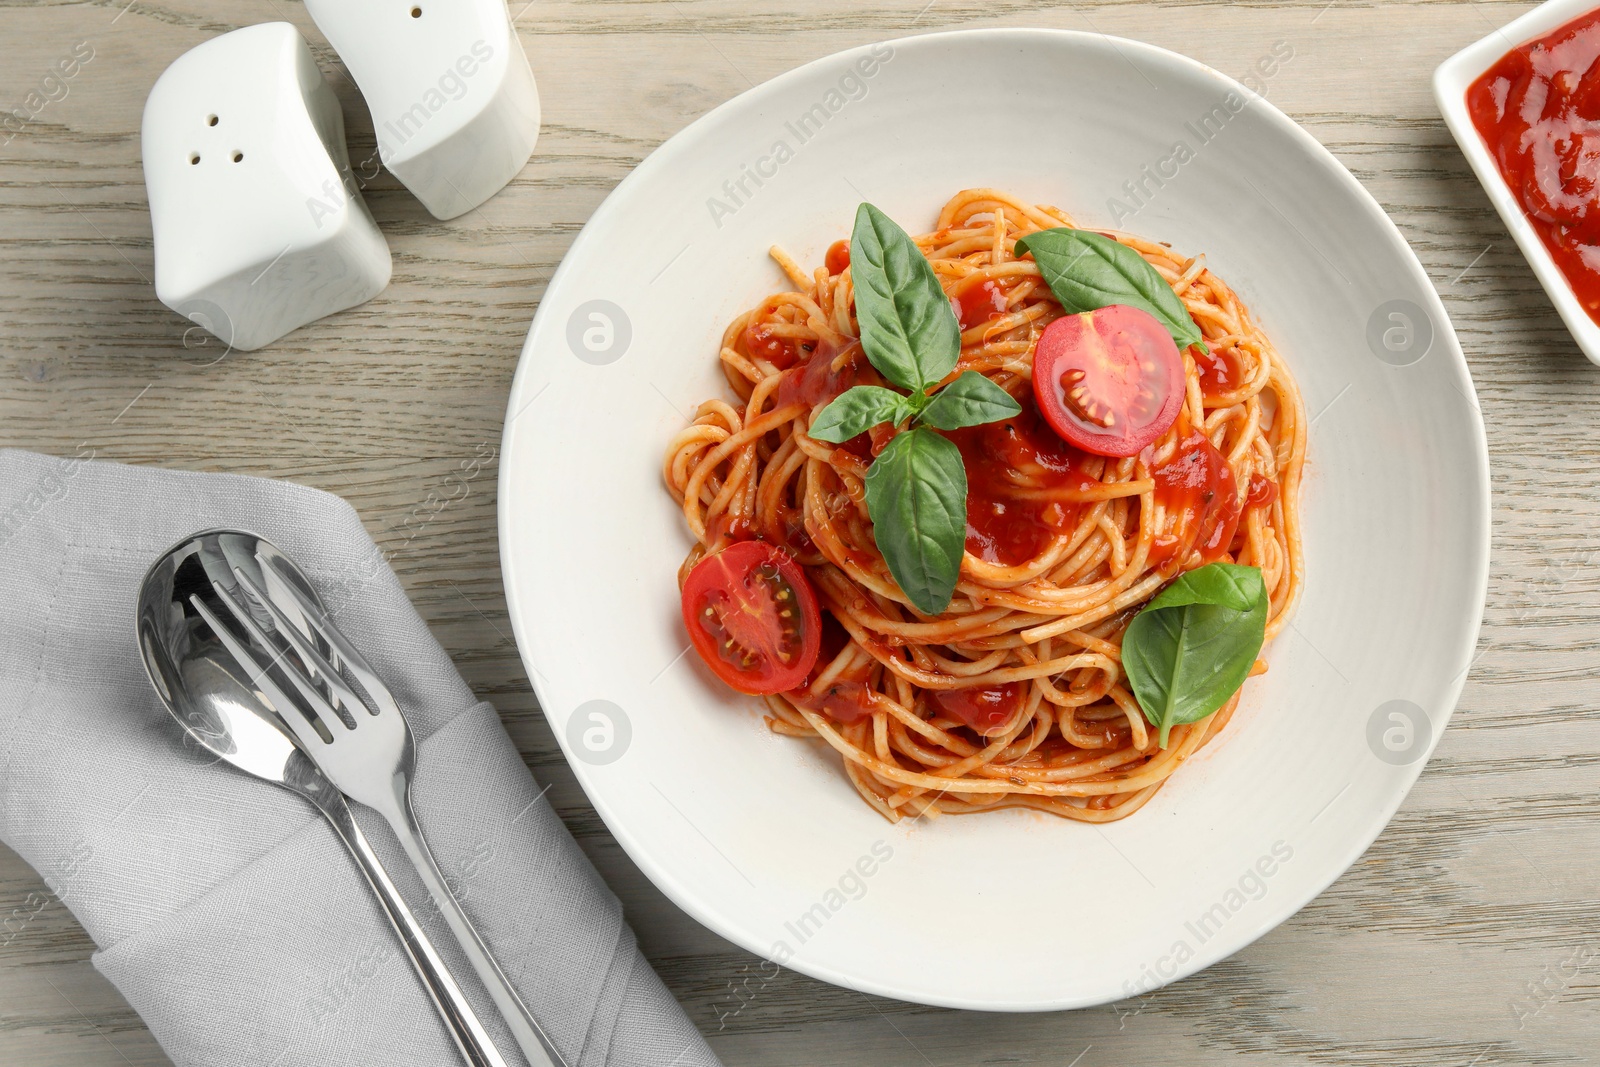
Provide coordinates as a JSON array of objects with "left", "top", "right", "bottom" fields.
[
  {"left": 1031, "top": 304, "right": 1185, "bottom": 457},
  {"left": 929, "top": 682, "right": 1026, "bottom": 737},
  {"left": 681, "top": 540, "right": 821, "bottom": 694}
]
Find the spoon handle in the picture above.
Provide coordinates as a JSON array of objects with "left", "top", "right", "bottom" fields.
[
  {"left": 377, "top": 790, "right": 568, "bottom": 1067},
  {"left": 314, "top": 792, "right": 510, "bottom": 1067}
]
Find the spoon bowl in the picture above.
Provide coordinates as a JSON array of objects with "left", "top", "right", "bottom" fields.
[{"left": 136, "top": 530, "right": 313, "bottom": 782}]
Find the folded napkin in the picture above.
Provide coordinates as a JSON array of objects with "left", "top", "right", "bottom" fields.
[{"left": 0, "top": 449, "right": 720, "bottom": 1067}]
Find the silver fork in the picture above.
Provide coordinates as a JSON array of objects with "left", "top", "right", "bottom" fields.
[{"left": 205, "top": 549, "right": 567, "bottom": 1067}]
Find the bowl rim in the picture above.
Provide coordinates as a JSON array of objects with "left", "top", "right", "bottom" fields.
[
  {"left": 1433, "top": 0, "right": 1600, "bottom": 367},
  {"left": 499, "top": 25, "right": 1492, "bottom": 1011}
]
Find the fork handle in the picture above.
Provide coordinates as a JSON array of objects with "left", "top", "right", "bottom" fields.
[
  {"left": 378, "top": 792, "right": 568, "bottom": 1067},
  {"left": 313, "top": 792, "right": 510, "bottom": 1067}
]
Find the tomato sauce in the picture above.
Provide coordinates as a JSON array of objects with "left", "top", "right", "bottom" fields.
[
  {"left": 776, "top": 339, "right": 861, "bottom": 411},
  {"left": 953, "top": 278, "right": 1013, "bottom": 331},
  {"left": 786, "top": 612, "right": 874, "bottom": 725},
  {"left": 801, "top": 679, "right": 874, "bottom": 725},
  {"left": 768, "top": 341, "right": 871, "bottom": 554},
  {"left": 929, "top": 682, "right": 1025, "bottom": 737},
  {"left": 767, "top": 506, "right": 813, "bottom": 557},
  {"left": 1245, "top": 471, "right": 1278, "bottom": 509},
  {"left": 1468, "top": 9, "right": 1600, "bottom": 323},
  {"left": 945, "top": 396, "right": 1100, "bottom": 567},
  {"left": 1150, "top": 432, "right": 1240, "bottom": 568},
  {"left": 1193, "top": 346, "right": 1242, "bottom": 399},
  {"left": 743, "top": 322, "right": 801, "bottom": 369},
  {"left": 706, "top": 509, "right": 753, "bottom": 546}
]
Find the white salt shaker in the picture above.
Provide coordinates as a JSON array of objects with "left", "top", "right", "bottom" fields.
[
  {"left": 141, "top": 23, "right": 392, "bottom": 353},
  {"left": 306, "top": 0, "right": 540, "bottom": 220}
]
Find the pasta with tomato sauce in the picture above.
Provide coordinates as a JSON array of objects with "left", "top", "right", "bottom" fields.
[{"left": 663, "top": 188, "right": 1305, "bottom": 823}]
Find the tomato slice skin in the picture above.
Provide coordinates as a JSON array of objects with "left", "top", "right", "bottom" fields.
[
  {"left": 929, "top": 682, "right": 1026, "bottom": 737},
  {"left": 1031, "top": 304, "right": 1186, "bottom": 457},
  {"left": 681, "top": 540, "right": 822, "bottom": 694}
]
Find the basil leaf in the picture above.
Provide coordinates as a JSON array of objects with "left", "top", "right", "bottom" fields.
[
  {"left": 1121, "top": 563, "right": 1268, "bottom": 748},
  {"left": 809, "top": 386, "right": 909, "bottom": 443},
  {"left": 863, "top": 426, "right": 967, "bottom": 615},
  {"left": 918, "top": 371, "right": 1023, "bottom": 431},
  {"left": 1013, "top": 228, "right": 1206, "bottom": 352},
  {"left": 851, "top": 203, "right": 961, "bottom": 393}
]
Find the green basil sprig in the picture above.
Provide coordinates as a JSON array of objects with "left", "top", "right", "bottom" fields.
[
  {"left": 807, "top": 203, "right": 1021, "bottom": 616},
  {"left": 1013, "top": 228, "right": 1206, "bottom": 353},
  {"left": 1121, "top": 562, "right": 1268, "bottom": 748}
]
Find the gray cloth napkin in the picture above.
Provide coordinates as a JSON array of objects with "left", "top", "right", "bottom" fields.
[{"left": 0, "top": 449, "right": 719, "bottom": 1067}]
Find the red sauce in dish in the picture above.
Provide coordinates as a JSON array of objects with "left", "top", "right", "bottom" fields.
[
  {"left": 744, "top": 322, "right": 801, "bottom": 369},
  {"left": 1193, "top": 346, "right": 1243, "bottom": 399},
  {"left": 929, "top": 682, "right": 1025, "bottom": 737},
  {"left": 776, "top": 339, "right": 861, "bottom": 411},
  {"left": 1468, "top": 9, "right": 1600, "bottom": 323},
  {"left": 801, "top": 679, "right": 874, "bottom": 725},
  {"left": 953, "top": 278, "right": 1013, "bottom": 331},
  {"left": 706, "top": 509, "right": 753, "bottom": 546},
  {"left": 1150, "top": 432, "right": 1240, "bottom": 569},
  {"left": 787, "top": 613, "right": 874, "bottom": 725},
  {"left": 763, "top": 501, "right": 814, "bottom": 558},
  {"left": 946, "top": 396, "right": 1099, "bottom": 567},
  {"left": 1245, "top": 471, "right": 1279, "bottom": 509}
]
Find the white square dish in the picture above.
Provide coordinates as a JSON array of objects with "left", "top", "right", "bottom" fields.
[{"left": 1434, "top": 0, "right": 1600, "bottom": 367}]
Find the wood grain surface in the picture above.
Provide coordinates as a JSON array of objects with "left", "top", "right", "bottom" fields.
[{"left": 3, "top": 0, "right": 1598, "bottom": 1064}]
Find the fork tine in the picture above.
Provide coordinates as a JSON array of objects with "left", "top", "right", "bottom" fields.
[
  {"left": 188, "top": 594, "right": 330, "bottom": 750},
  {"left": 205, "top": 580, "right": 348, "bottom": 739},
  {"left": 231, "top": 566, "right": 372, "bottom": 722},
  {"left": 254, "top": 553, "right": 389, "bottom": 696}
]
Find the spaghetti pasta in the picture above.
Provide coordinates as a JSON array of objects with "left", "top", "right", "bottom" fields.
[{"left": 664, "top": 188, "right": 1305, "bottom": 823}]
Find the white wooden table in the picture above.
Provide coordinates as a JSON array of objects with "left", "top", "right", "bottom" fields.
[{"left": 3, "top": 1, "right": 1597, "bottom": 1063}]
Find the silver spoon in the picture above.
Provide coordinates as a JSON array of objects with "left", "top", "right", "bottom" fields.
[{"left": 135, "top": 530, "right": 508, "bottom": 1067}]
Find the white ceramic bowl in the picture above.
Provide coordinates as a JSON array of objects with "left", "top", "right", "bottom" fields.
[
  {"left": 1435, "top": 0, "right": 1600, "bottom": 366},
  {"left": 499, "top": 28, "right": 1490, "bottom": 1010}
]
